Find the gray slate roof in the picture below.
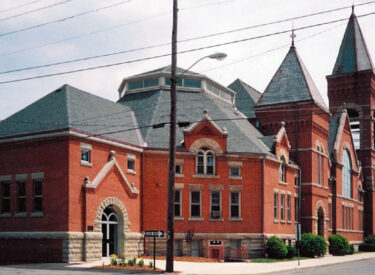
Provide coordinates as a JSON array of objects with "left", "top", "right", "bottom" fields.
[
  {"left": 332, "top": 12, "right": 374, "bottom": 75},
  {"left": 118, "top": 88, "right": 272, "bottom": 154},
  {"left": 256, "top": 46, "right": 327, "bottom": 111},
  {"left": 328, "top": 113, "right": 340, "bottom": 157},
  {"left": 0, "top": 85, "right": 143, "bottom": 146},
  {"left": 228, "top": 79, "right": 261, "bottom": 119}
]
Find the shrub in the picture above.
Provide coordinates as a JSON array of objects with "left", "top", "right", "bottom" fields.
[
  {"left": 138, "top": 258, "right": 144, "bottom": 267},
  {"left": 265, "top": 236, "right": 287, "bottom": 259},
  {"left": 127, "top": 259, "right": 135, "bottom": 266},
  {"left": 286, "top": 245, "right": 296, "bottom": 258},
  {"left": 149, "top": 261, "right": 153, "bottom": 268},
  {"left": 328, "top": 234, "right": 350, "bottom": 256},
  {"left": 359, "top": 235, "right": 375, "bottom": 252},
  {"left": 299, "top": 233, "right": 327, "bottom": 257},
  {"left": 348, "top": 244, "right": 355, "bottom": 254}
]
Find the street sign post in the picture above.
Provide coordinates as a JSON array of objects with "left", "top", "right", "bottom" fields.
[{"left": 144, "top": 230, "right": 164, "bottom": 270}]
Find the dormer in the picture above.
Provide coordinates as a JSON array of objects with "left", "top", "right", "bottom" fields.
[{"left": 183, "top": 110, "right": 227, "bottom": 154}]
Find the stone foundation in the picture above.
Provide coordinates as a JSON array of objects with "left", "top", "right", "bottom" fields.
[{"left": 124, "top": 232, "right": 144, "bottom": 259}]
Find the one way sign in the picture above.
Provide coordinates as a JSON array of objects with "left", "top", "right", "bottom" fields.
[{"left": 144, "top": 230, "right": 164, "bottom": 238}]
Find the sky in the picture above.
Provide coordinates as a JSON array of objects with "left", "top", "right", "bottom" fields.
[{"left": 0, "top": 0, "right": 374, "bottom": 120}]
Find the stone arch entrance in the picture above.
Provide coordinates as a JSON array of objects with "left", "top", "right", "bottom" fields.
[
  {"left": 95, "top": 197, "right": 131, "bottom": 257},
  {"left": 317, "top": 207, "right": 325, "bottom": 237}
]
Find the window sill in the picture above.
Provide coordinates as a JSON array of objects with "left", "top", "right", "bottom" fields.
[
  {"left": 127, "top": 169, "right": 136, "bottom": 175},
  {"left": 175, "top": 216, "right": 184, "bottom": 221},
  {"left": 229, "top": 217, "right": 242, "bottom": 222},
  {"left": 81, "top": 160, "right": 92, "bottom": 167},
  {"left": 189, "top": 217, "right": 204, "bottom": 221},
  {"left": 175, "top": 174, "right": 184, "bottom": 178},
  {"left": 279, "top": 181, "right": 288, "bottom": 186},
  {"left": 229, "top": 176, "right": 242, "bottom": 180},
  {"left": 274, "top": 219, "right": 279, "bottom": 223},
  {"left": 192, "top": 174, "right": 220, "bottom": 179},
  {"left": 280, "top": 220, "right": 286, "bottom": 224},
  {"left": 15, "top": 212, "right": 27, "bottom": 217},
  {"left": 0, "top": 213, "right": 11, "bottom": 218},
  {"left": 287, "top": 221, "right": 292, "bottom": 224},
  {"left": 209, "top": 218, "right": 224, "bottom": 222},
  {"left": 31, "top": 212, "right": 44, "bottom": 217}
]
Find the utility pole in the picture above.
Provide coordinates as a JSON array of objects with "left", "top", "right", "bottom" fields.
[{"left": 166, "top": 0, "right": 178, "bottom": 272}]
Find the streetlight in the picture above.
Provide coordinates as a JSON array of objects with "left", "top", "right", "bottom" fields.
[{"left": 166, "top": 13, "right": 227, "bottom": 270}]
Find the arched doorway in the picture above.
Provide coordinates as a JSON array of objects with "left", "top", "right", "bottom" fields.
[
  {"left": 317, "top": 207, "right": 324, "bottom": 237},
  {"left": 102, "top": 206, "right": 118, "bottom": 257}
]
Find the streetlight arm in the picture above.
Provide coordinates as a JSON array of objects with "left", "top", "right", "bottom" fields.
[{"left": 178, "top": 52, "right": 227, "bottom": 78}]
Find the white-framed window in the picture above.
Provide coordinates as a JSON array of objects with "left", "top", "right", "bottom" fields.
[
  {"left": 175, "top": 164, "right": 182, "bottom": 175},
  {"left": 80, "top": 142, "right": 92, "bottom": 166},
  {"left": 17, "top": 180, "right": 26, "bottom": 213},
  {"left": 280, "top": 193, "right": 285, "bottom": 221},
  {"left": 196, "top": 147, "right": 215, "bottom": 175},
  {"left": 174, "top": 189, "right": 182, "bottom": 217},
  {"left": 342, "top": 149, "right": 352, "bottom": 198},
  {"left": 210, "top": 191, "right": 221, "bottom": 219},
  {"left": 0, "top": 181, "right": 11, "bottom": 214},
  {"left": 230, "top": 191, "right": 240, "bottom": 218},
  {"left": 274, "top": 193, "right": 278, "bottom": 220},
  {"left": 33, "top": 178, "right": 43, "bottom": 212},
  {"left": 190, "top": 190, "right": 201, "bottom": 218},
  {"left": 229, "top": 167, "right": 240, "bottom": 177},
  {"left": 287, "top": 194, "right": 291, "bottom": 221},
  {"left": 127, "top": 153, "right": 136, "bottom": 174},
  {"left": 279, "top": 156, "right": 286, "bottom": 182}
]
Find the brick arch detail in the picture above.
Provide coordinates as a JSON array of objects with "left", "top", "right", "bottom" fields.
[
  {"left": 315, "top": 200, "right": 326, "bottom": 216},
  {"left": 189, "top": 138, "right": 223, "bottom": 154},
  {"left": 94, "top": 197, "right": 131, "bottom": 233}
]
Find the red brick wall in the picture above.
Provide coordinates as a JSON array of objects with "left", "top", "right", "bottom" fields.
[{"left": 0, "top": 138, "right": 69, "bottom": 232}]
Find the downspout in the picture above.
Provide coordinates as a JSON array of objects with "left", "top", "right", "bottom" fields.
[
  {"left": 262, "top": 156, "right": 266, "bottom": 234},
  {"left": 82, "top": 178, "right": 87, "bottom": 261},
  {"left": 141, "top": 151, "right": 145, "bottom": 254}
]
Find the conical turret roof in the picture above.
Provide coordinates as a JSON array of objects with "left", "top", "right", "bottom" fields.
[
  {"left": 256, "top": 46, "right": 327, "bottom": 111},
  {"left": 332, "top": 10, "right": 373, "bottom": 75}
]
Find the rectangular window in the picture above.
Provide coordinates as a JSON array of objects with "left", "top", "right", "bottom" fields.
[
  {"left": 174, "top": 190, "right": 181, "bottom": 217},
  {"left": 127, "top": 154, "right": 136, "bottom": 172},
  {"left": 17, "top": 180, "right": 26, "bottom": 213},
  {"left": 294, "top": 196, "right": 299, "bottom": 222},
  {"left": 287, "top": 194, "right": 291, "bottom": 221},
  {"left": 320, "top": 156, "right": 324, "bottom": 185},
  {"left": 190, "top": 240, "right": 201, "bottom": 257},
  {"left": 294, "top": 175, "right": 299, "bottom": 187},
  {"left": 229, "top": 167, "right": 240, "bottom": 177},
  {"left": 81, "top": 149, "right": 91, "bottom": 163},
  {"left": 359, "top": 210, "right": 363, "bottom": 231},
  {"left": 342, "top": 205, "right": 345, "bottom": 229},
  {"left": 328, "top": 203, "right": 332, "bottom": 229},
  {"left": 190, "top": 191, "right": 201, "bottom": 217},
  {"left": 210, "top": 191, "right": 221, "bottom": 219},
  {"left": 230, "top": 191, "right": 240, "bottom": 218},
  {"left": 127, "top": 159, "right": 135, "bottom": 171},
  {"left": 280, "top": 194, "right": 285, "bottom": 221},
  {"left": 183, "top": 79, "right": 201, "bottom": 88},
  {"left": 274, "top": 193, "right": 278, "bottom": 220},
  {"left": 33, "top": 179, "right": 43, "bottom": 212},
  {"left": 1, "top": 181, "right": 11, "bottom": 213},
  {"left": 174, "top": 240, "right": 182, "bottom": 256},
  {"left": 175, "top": 164, "right": 182, "bottom": 175},
  {"left": 317, "top": 154, "right": 320, "bottom": 185}
]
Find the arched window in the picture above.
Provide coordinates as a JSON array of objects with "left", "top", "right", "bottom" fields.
[
  {"left": 279, "top": 156, "right": 286, "bottom": 182},
  {"left": 196, "top": 147, "right": 215, "bottom": 175},
  {"left": 342, "top": 149, "right": 352, "bottom": 198}
]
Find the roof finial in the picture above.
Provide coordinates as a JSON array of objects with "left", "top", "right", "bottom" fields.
[
  {"left": 352, "top": 3, "right": 355, "bottom": 14},
  {"left": 290, "top": 22, "right": 296, "bottom": 48}
]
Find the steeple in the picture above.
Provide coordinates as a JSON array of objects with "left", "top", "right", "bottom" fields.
[{"left": 332, "top": 7, "right": 374, "bottom": 75}]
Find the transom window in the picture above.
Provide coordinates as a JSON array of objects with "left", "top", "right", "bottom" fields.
[
  {"left": 196, "top": 147, "right": 215, "bottom": 175},
  {"left": 342, "top": 149, "right": 352, "bottom": 198}
]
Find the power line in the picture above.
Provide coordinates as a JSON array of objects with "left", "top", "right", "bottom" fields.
[
  {"left": 0, "top": 0, "right": 135, "bottom": 38},
  {"left": 0, "top": 0, "right": 72, "bottom": 23},
  {"left": 0, "top": 11, "right": 374, "bottom": 85},
  {"left": 0, "top": 0, "right": 46, "bottom": 14}
]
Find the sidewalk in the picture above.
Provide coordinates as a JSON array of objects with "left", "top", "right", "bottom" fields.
[{"left": 72, "top": 252, "right": 375, "bottom": 274}]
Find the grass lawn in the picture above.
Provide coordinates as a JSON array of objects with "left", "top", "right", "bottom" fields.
[{"left": 250, "top": 256, "right": 309, "bottom": 263}]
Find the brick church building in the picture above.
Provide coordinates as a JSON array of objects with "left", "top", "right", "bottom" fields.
[{"left": 0, "top": 10, "right": 373, "bottom": 263}]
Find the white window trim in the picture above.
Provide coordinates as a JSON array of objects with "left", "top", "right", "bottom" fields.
[
  {"left": 229, "top": 191, "right": 241, "bottom": 220},
  {"left": 196, "top": 148, "right": 215, "bottom": 175},
  {"left": 209, "top": 190, "right": 222, "bottom": 221},
  {"left": 189, "top": 190, "right": 202, "bottom": 220},
  {"left": 80, "top": 143, "right": 92, "bottom": 167},
  {"left": 229, "top": 167, "right": 242, "bottom": 179},
  {"left": 127, "top": 153, "right": 136, "bottom": 174}
]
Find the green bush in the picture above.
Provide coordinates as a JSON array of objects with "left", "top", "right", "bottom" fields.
[
  {"left": 299, "top": 233, "right": 327, "bottom": 257},
  {"left": 127, "top": 259, "right": 135, "bottom": 266},
  {"left": 138, "top": 259, "right": 144, "bottom": 267},
  {"left": 149, "top": 261, "right": 153, "bottom": 268},
  {"left": 328, "top": 234, "right": 350, "bottom": 256},
  {"left": 286, "top": 245, "right": 296, "bottom": 258},
  {"left": 359, "top": 242, "right": 375, "bottom": 252},
  {"left": 265, "top": 236, "right": 287, "bottom": 259},
  {"left": 348, "top": 244, "right": 354, "bottom": 254},
  {"left": 359, "top": 235, "right": 375, "bottom": 252}
]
